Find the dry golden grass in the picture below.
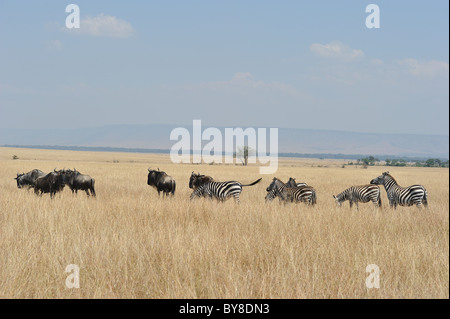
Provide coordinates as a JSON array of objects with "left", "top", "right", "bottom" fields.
[{"left": 0, "top": 147, "right": 448, "bottom": 298}]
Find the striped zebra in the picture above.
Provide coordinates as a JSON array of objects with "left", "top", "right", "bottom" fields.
[
  {"left": 190, "top": 178, "right": 262, "bottom": 203},
  {"left": 265, "top": 177, "right": 307, "bottom": 202},
  {"left": 333, "top": 184, "right": 381, "bottom": 208},
  {"left": 370, "top": 172, "right": 428, "bottom": 208},
  {"left": 266, "top": 177, "right": 316, "bottom": 205}
]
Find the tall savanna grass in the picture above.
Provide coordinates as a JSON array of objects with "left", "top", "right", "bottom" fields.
[{"left": 0, "top": 147, "right": 448, "bottom": 298}]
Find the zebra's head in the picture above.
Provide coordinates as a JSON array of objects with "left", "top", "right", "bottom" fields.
[
  {"left": 287, "top": 177, "right": 297, "bottom": 187},
  {"left": 333, "top": 194, "right": 344, "bottom": 206},
  {"left": 266, "top": 177, "right": 283, "bottom": 192},
  {"left": 265, "top": 189, "right": 276, "bottom": 202},
  {"left": 370, "top": 171, "right": 390, "bottom": 185}
]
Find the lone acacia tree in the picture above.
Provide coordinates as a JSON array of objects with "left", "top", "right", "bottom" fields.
[{"left": 236, "top": 146, "right": 255, "bottom": 166}]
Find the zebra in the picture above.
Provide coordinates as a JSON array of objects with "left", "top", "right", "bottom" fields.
[
  {"left": 333, "top": 184, "right": 381, "bottom": 209},
  {"left": 190, "top": 178, "right": 262, "bottom": 203},
  {"left": 370, "top": 172, "right": 428, "bottom": 208},
  {"left": 265, "top": 177, "right": 307, "bottom": 202},
  {"left": 266, "top": 177, "right": 316, "bottom": 205}
]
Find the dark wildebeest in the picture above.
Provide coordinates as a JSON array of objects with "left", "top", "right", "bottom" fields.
[
  {"left": 147, "top": 168, "right": 176, "bottom": 196},
  {"left": 189, "top": 172, "right": 214, "bottom": 190},
  {"left": 14, "top": 169, "right": 46, "bottom": 189},
  {"left": 63, "top": 168, "right": 96, "bottom": 197},
  {"left": 33, "top": 169, "right": 66, "bottom": 198}
]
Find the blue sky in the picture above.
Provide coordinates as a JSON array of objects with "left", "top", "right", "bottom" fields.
[{"left": 0, "top": 1, "right": 448, "bottom": 135}]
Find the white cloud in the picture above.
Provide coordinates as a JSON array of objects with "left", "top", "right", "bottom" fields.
[
  {"left": 310, "top": 41, "right": 364, "bottom": 61},
  {"left": 66, "top": 14, "right": 134, "bottom": 38},
  {"left": 398, "top": 58, "right": 449, "bottom": 78}
]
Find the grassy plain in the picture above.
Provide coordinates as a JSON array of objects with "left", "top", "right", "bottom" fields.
[{"left": 0, "top": 147, "right": 448, "bottom": 298}]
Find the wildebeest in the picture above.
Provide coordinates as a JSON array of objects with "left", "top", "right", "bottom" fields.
[
  {"left": 14, "top": 169, "right": 46, "bottom": 189},
  {"left": 33, "top": 169, "right": 67, "bottom": 198},
  {"left": 189, "top": 172, "right": 214, "bottom": 190},
  {"left": 147, "top": 168, "right": 176, "bottom": 196},
  {"left": 62, "top": 168, "right": 96, "bottom": 197}
]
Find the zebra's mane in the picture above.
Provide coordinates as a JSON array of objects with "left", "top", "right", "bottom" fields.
[
  {"left": 272, "top": 177, "right": 286, "bottom": 185},
  {"left": 383, "top": 172, "right": 398, "bottom": 185},
  {"left": 335, "top": 190, "right": 347, "bottom": 201}
]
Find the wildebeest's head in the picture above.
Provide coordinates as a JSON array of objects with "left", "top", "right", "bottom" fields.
[
  {"left": 57, "top": 168, "right": 74, "bottom": 185},
  {"left": 148, "top": 168, "right": 163, "bottom": 186},
  {"left": 14, "top": 173, "right": 25, "bottom": 188},
  {"left": 189, "top": 172, "right": 197, "bottom": 188},
  {"left": 53, "top": 168, "right": 68, "bottom": 186},
  {"left": 189, "top": 172, "right": 213, "bottom": 189}
]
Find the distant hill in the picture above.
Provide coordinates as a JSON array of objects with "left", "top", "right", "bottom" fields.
[{"left": 0, "top": 124, "right": 448, "bottom": 159}]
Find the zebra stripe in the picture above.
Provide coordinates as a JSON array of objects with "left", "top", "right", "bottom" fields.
[
  {"left": 190, "top": 178, "right": 262, "bottom": 203},
  {"left": 266, "top": 178, "right": 316, "bottom": 205},
  {"left": 333, "top": 184, "right": 381, "bottom": 208},
  {"left": 370, "top": 172, "right": 428, "bottom": 208},
  {"left": 265, "top": 178, "right": 307, "bottom": 202}
]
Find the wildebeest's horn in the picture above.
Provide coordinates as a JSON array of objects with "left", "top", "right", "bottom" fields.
[{"left": 148, "top": 168, "right": 151, "bottom": 172}]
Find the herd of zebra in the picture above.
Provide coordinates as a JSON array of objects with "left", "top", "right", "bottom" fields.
[
  {"left": 14, "top": 168, "right": 428, "bottom": 208},
  {"left": 150, "top": 170, "right": 429, "bottom": 209}
]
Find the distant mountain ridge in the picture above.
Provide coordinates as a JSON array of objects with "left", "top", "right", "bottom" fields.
[{"left": 0, "top": 124, "right": 448, "bottom": 159}]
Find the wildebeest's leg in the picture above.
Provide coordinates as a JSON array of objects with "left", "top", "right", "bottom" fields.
[{"left": 85, "top": 189, "right": 90, "bottom": 196}]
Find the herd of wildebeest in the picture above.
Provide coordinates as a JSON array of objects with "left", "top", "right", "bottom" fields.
[{"left": 14, "top": 167, "right": 428, "bottom": 209}]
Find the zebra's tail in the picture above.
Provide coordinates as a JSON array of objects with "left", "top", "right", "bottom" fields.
[
  {"left": 422, "top": 188, "right": 428, "bottom": 208},
  {"left": 241, "top": 178, "right": 262, "bottom": 187},
  {"left": 311, "top": 188, "right": 317, "bottom": 205}
]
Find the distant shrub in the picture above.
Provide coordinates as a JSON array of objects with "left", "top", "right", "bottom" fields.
[{"left": 12, "top": 155, "right": 19, "bottom": 160}]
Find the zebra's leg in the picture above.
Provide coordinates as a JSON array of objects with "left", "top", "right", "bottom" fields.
[
  {"left": 389, "top": 200, "right": 394, "bottom": 209},
  {"left": 372, "top": 199, "right": 379, "bottom": 208},
  {"left": 233, "top": 194, "right": 240, "bottom": 203}
]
